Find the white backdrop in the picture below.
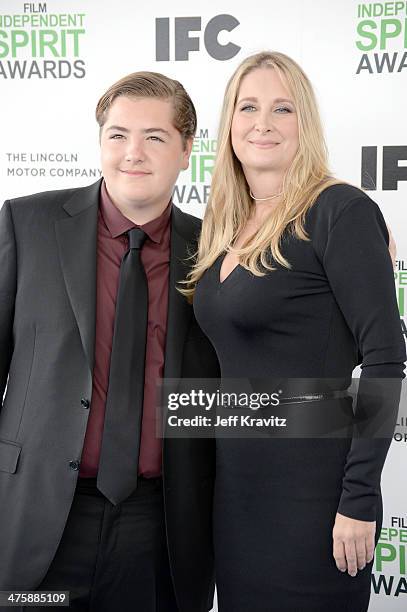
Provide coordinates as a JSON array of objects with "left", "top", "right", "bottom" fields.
[{"left": 1, "top": 0, "right": 406, "bottom": 608}]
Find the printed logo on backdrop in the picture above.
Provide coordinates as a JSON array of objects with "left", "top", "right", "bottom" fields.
[
  {"left": 355, "top": 1, "right": 407, "bottom": 73},
  {"left": 155, "top": 15, "right": 240, "bottom": 61},
  {"left": 360, "top": 147, "right": 407, "bottom": 338},
  {"left": 372, "top": 517, "right": 407, "bottom": 597},
  {"left": 0, "top": 2, "right": 86, "bottom": 79},
  {"left": 395, "top": 259, "right": 407, "bottom": 340},
  {"left": 173, "top": 129, "right": 216, "bottom": 206},
  {"left": 361, "top": 146, "right": 407, "bottom": 190},
  {"left": 5, "top": 152, "right": 101, "bottom": 180}
]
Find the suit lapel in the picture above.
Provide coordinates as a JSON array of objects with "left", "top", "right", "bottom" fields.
[
  {"left": 55, "top": 180, "right": 100, "bottom": 374},
  {"left": 163, "top": 206, "right": 196, "bottom": 379},
  {"left": 55, "top": 192, "right": 196, "bottom": 380}
]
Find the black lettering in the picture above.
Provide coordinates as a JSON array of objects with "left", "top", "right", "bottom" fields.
[
  {"left": 73, "top": 59, "right": 85, "bottom": 78},
  {"left": 395, "top": 577, "right": 407, "bottom": 597},
  {"left": 383, "top": 146, "right": 407, "bottom": 190},
  {"left": 187, "top": 185, "right": 202, "bottom": 203},
  {"left": 361, "top": 146, "right": 377, "bottom": 190},
  {"left": 371, "top": 573, "right": 394, "bottom": 595},
  {"left": 398, "top": 51, "right": 407, "bottom": 71},
  {"left": 204, "top": 14, "right": 240, "bottom": 61},
  {"left": 356, "top": 54, "right": 373, "bottom": 74},
  {"left": 9, "top": 60, "right": 27, "bottom": 78},
  {"left": 57, "top": 60, "right": 71, "bottom": 78},
  {"left": 175, "top": 17, "right": 201, "bottom": 61},
  {"left": 42, "top": 60, "right": 57, "bottom": 78},
  {"left": 27, "top": 60, "right": 42, "bottom": 78},
  {"left": 172, "top": 185, "right": 186, "bottom": 202},
  {"left": 374, "top": 52, "right": 398, "bottom": 73},
  {"left": 155, "top": 18, "right": 170, "bottom": 61}
]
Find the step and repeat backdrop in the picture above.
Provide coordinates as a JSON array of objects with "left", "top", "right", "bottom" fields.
[{"left": 1, "top": 0, "right": 406, "bottom": 609}]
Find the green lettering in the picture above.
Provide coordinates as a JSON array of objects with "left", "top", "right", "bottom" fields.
[
  {"left": 389, "top": 528, "right": 399, "bottom": 540},
  {"left": 380, "top": 527, "right": 389, "bottom": 541},
  {"left": 398, "top": 287, "right": 405, "bottom": 316},
  {"left": 61, "top": 30, "right": 66, "bottom": 56},
  {"left": 199, "top": 155, "right": 215, "bottom": 182},
  {"left": 11, "top": 30, "right": 29, "bottom": 58},
  {"left": 373, "top": 3, "right": 384, "bottom": 17},
  {"left": 360, "top": 4, "right": 372, "bottom": 18},
  {"left": 39, "top": 30, "right": 59, "bottom": 57},
  {"left": 380, "top": 19, "right": 402, "bottom": 49},
  {"left": 400, "top": 545, "right": 406, "bottom": 574},
  {"left": 190, "top": 155, "right": 197, "bottom": 182},
  {"left": 0, "top": 30, "right": 9, "bottom": 58},
  {"left": 67, "top": 29, "right": 85, "bottom": 57},
  {"left": 356, "top": 21, "right": 378, "bottom": 51},
  {"left": 375, "top": 543, "right": 397, "bottom": 571}
]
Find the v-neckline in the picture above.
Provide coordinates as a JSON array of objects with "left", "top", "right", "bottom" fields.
[{"left": 218, "top": 254, "right": 241, "bottom": 285}]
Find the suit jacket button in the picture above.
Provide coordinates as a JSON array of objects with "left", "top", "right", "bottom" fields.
[
  {"left": 69, "top": 460, "right": 80, "bottom": 471},
  {"left": 81, "top": 398, "right": 90, "bottom": 409}
]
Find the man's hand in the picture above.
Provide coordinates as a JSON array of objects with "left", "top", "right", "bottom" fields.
[{"left": 332, "top": 512, "right": 376, "bottom": 577}]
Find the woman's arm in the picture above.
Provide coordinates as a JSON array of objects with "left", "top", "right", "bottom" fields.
[{"left": 318, "top": 191, "right": 405, "bottom": 575}]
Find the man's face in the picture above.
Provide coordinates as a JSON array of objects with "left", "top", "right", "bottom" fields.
[{"left": 100, "top": 95, "right": 192, "bottom": 212}]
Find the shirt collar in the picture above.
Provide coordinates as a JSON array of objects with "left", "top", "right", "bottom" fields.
[{"left": 100, "top": 180, "right": 172, "bottom": 244}]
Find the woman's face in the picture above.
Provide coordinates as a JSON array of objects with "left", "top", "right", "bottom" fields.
[{"left": 231, "top": 67, "right": 299, "bottom": 177}]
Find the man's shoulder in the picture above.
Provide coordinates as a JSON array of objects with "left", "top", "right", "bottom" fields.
[
  {"left": 172, "top": 205, "right": 202, "bottom": 228},
  {"left": 171, "top": 205, "right": 202, "bottom": 241},
  {"left": 5, "top": 180, "right": 100, "bottom": 216},
  {"left": 7, "top": 186, "right": 78, "bottom": 209}
]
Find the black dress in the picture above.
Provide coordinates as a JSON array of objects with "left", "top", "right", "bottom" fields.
[{"left": 193, "top": 184, "right": 406, "bottom": 612}]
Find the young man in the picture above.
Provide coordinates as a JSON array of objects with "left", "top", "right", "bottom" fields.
[{"left": 0, "top": 72, "right": 219, "bottom": 612}]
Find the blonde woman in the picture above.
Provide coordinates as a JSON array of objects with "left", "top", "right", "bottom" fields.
[{"left": 183, "top": 52, "right": 405, "bottom": 611}]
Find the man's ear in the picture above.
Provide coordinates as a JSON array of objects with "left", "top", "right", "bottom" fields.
[{"left": 182, "top": 137, "right": 194, "bottom": 170}]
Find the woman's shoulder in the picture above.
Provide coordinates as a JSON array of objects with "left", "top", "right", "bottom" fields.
[
  {"left": 306, "top": 182, "right": 381, "bottom": 233},
  {"left": 305, "top": 182, "right": 388, "bottom": 260}
]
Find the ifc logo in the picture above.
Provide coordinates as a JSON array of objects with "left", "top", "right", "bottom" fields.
[
  {"left": 361, "top": 146, "right": 407, "bottom": 190},
  {"left": 155, "top": 15, "right": 240, "bottom": 61}
]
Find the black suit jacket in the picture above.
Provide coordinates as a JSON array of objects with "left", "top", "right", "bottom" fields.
[{"left": 0, "top": 180, "right": 219, "bottom": 612}]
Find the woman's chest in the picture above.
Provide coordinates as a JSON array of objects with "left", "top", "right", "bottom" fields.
[{"left": 194, "top": 237, "right": 333, "bottom": 333}]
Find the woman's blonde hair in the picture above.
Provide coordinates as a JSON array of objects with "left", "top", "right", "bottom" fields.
[{"left": 181, "top": 51, "right": 340, "bottom": 298}]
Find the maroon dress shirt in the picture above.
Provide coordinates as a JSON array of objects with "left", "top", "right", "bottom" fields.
[{"left": 79, "top": 181, "right": 170, "bottom": 478}]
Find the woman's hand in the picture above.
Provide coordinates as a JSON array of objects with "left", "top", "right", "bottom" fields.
[{"left": 332, "top": 512, "right": 376, "bottom": 577}]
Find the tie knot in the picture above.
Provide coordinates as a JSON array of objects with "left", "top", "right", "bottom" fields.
[{"left": 128, "top": 228, "right": 147, "bottom": 250}]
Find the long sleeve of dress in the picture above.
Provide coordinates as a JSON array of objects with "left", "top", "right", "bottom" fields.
[{"left": 316, "top": 193, "right": 406, "bottom": 521}]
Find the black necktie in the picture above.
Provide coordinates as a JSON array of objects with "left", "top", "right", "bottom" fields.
[{"left": 97, "top": 227, "right": 148, "bottom": 504}]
